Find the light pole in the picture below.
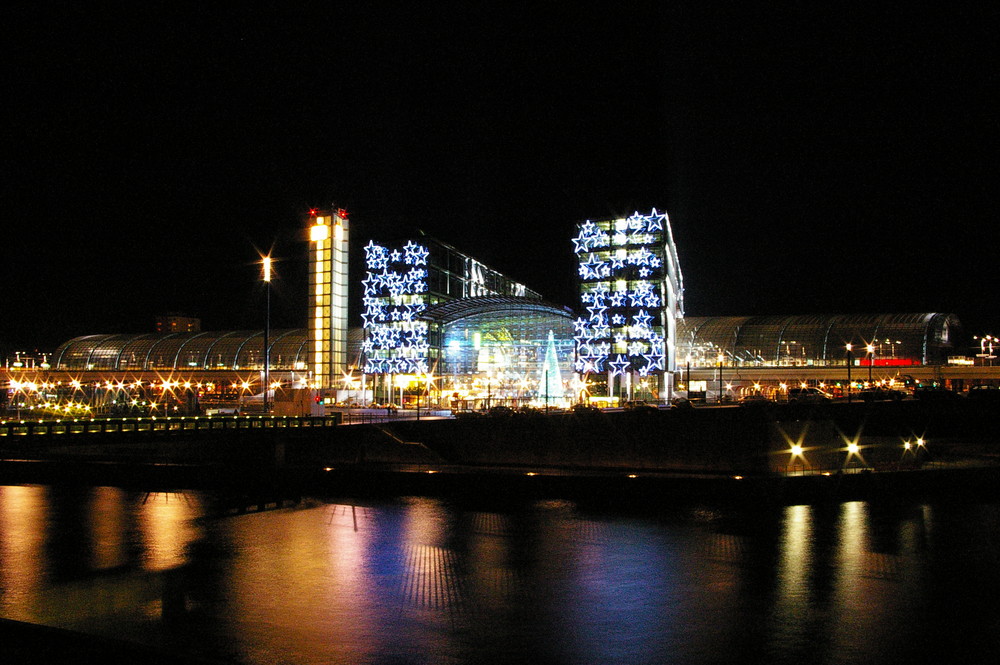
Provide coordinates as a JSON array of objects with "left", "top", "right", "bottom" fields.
[
  {"left": 717, "top": 353, "right": 724, "bottom": 404},
  {"left": 262, "top": 255, "right": 272, "bottom": 413},
  {"left": 544, "top": 368, "right": 549, "bottom": 413},
  {"left": 845, "top": 343, "right": 853, "bottom": 402},
  {"left": 866, "top": 343, "right": 875, "bottom": 385},
  {"left": 685, "top": 355, "right": 691, "bottom": 395}
]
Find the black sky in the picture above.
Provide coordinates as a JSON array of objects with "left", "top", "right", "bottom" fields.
[{"left": 2, "top": 5, "right": 998, "bottom": 354}]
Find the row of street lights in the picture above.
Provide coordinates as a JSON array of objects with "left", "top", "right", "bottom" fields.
[{"left": 714, "top": 343, "right": 881, "bottom": 404}]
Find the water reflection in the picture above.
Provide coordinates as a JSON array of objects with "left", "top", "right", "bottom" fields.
[{"left": 2, "top": 485, "right": 999, "bottom": 664}]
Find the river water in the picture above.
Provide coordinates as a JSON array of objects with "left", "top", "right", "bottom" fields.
[{"left": 1, "top": 484, "right": 998, "bottom": 664}]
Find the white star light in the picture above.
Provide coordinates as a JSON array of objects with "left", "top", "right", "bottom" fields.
[
  {"left": 366, "top": 248, "right": 389, "bottom": 272},
  {"left": 587, "top": 303, "right": 607, "bottom": 322},
  {"left": 403, "top": 241, "right": 429, "bottom": 265},
  {"left": 361, "top": 241, "right": 430, "bottom": 374},
  {"left": 573, "top": 210, "right": 672, "bottom": 377},
  {"left": 609, "top": 355, "right": 631, "bottom": 376},
  {"left": 579, "top": 254, "right": 606, "bottom": 280},
  {"left": 646, "top": 210, "right": 665, "bottom": 232},
  {"left": 630, "top": 247, "right": 653, "bottom": 266},
  {"left": 643, "top": 352, "right": 665, "bottom": 371},
  {"left": 572, "top": 234, "right": 593, "bottom": 254},
  {"left": 633, "top": 310, "right": 653, "bottom": 328},
  {"left": 628, "top": 291, "right": 648, "bottom": 308}
]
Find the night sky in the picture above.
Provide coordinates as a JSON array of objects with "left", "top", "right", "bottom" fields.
[{"left": 3, "top": 5, "right": 997, "bottom": 355}]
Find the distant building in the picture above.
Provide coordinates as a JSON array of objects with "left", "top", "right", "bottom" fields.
[
  {"left": 674, "top": 313, "right": 964, "bottom": 400},
  {"left": 155, "top": 313, "right": 201, "bottom": 333},
  {"left": 677, "top": 313, "right": 960, "bottom": 368}
]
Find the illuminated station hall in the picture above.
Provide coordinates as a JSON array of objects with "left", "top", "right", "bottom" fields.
[{"left": 2, "top": 208, "right": 989, "bottom": 418}]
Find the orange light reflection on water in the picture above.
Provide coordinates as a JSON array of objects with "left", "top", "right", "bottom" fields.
[{"left": 0, "top": 486, "right": 48, "bottom": 620}]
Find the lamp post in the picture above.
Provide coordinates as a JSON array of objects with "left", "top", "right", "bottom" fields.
[
  {"left": 845, "top": 343, "right": 853, "bottom": 403},
  {"left": 544, "top": 368, "right": 549, "bottom": 414},
  {"left": 866, "top": 343, "right": 875, "bottom": 385},
  {"left": 685, "top": 355, "right": 691, "bottom": 396},
  {"left": 262, "top": 255, "right": 272, "bottom": 413},
  {"left": 717, "top": 353, "right": 724, "bottom": 404}
]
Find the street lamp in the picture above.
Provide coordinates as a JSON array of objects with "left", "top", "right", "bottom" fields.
[
  {"left": 866, "top": 342, "right": 875, "bottom": 385},
  {"left": 845, "top": 343, "right": 853, "bottom": 403},
  {"left": 685, "top": 354, "right": 691, "bottom": 395},
  {"left": 262, "top": 255, "right": 272, "bottom": 413},
  {"left": 543, "top": 368, "right": 549, "bottom": 413},
  {"left": 717, "top": 353, "right": 725, "bottom": 404}
]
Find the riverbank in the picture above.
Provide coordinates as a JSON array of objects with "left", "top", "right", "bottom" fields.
[
  {"left": 2, "top": 399, "right": 998, "bottom": 505},
  {"left": 2, "top": 453, "right": 998, "bottom": 509}
]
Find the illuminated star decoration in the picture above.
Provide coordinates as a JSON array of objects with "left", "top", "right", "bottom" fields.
[
  {"left": 573, "top": 210, "right": 672, "bottom": 379},
  {"left": 362, "top": 241, "right": 430, "bottom": 374},
  {"left": 609, "top": 355, "right": 631, "bottom": 376}
]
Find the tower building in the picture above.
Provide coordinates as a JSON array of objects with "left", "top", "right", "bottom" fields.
[
  {"left": 307, "top": 209, "right": 350, "bottom": 389},
  {"left": 572, "top": 208, "right": 684, "bottom": 402}
]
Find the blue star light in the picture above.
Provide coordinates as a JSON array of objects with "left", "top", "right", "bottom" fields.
[{"left": 609, "top": 355, "right": 631, "bottom": 376}]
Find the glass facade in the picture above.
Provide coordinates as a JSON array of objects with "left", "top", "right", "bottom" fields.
[
  {"left": 361, "top": 236, "right": 542, "bottom": 378},
  {"left": 428, "top": 297, "right": 575, "bottom": 408}
]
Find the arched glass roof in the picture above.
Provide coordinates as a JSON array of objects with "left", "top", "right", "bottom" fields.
[
  {"left": 422, "top": 296, "right": 573, "bottom": 324},
  {"left": 677, "top": 313, "right": 961, "bottom": 366},
  {"left": 51, "top": 300, "right": 573, "bottom": 374},
  {"left": 53, "top": 329, "right": 308, "bottom": 371}
]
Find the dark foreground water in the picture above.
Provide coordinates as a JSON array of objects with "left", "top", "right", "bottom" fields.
[{"left": 1, "top": 484, "right": 999, "bottom": 665}]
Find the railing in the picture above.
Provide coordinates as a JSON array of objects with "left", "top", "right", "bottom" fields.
[{"left": 0, "top": 413, "right": 342, "bottom": 439}]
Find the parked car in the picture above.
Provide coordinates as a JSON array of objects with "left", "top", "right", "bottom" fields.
[
  {"left": 858, "top": 386, "right": 905, "bottom": 401},
  {"left": 914, "top": 386, "right": 960, "bottom": 402},
  {"left": 787, "top": 387, "right": 832, "bottom": 403},
  {"left": 966, "top": 385, "right": 1000, "bottom": 402}
]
